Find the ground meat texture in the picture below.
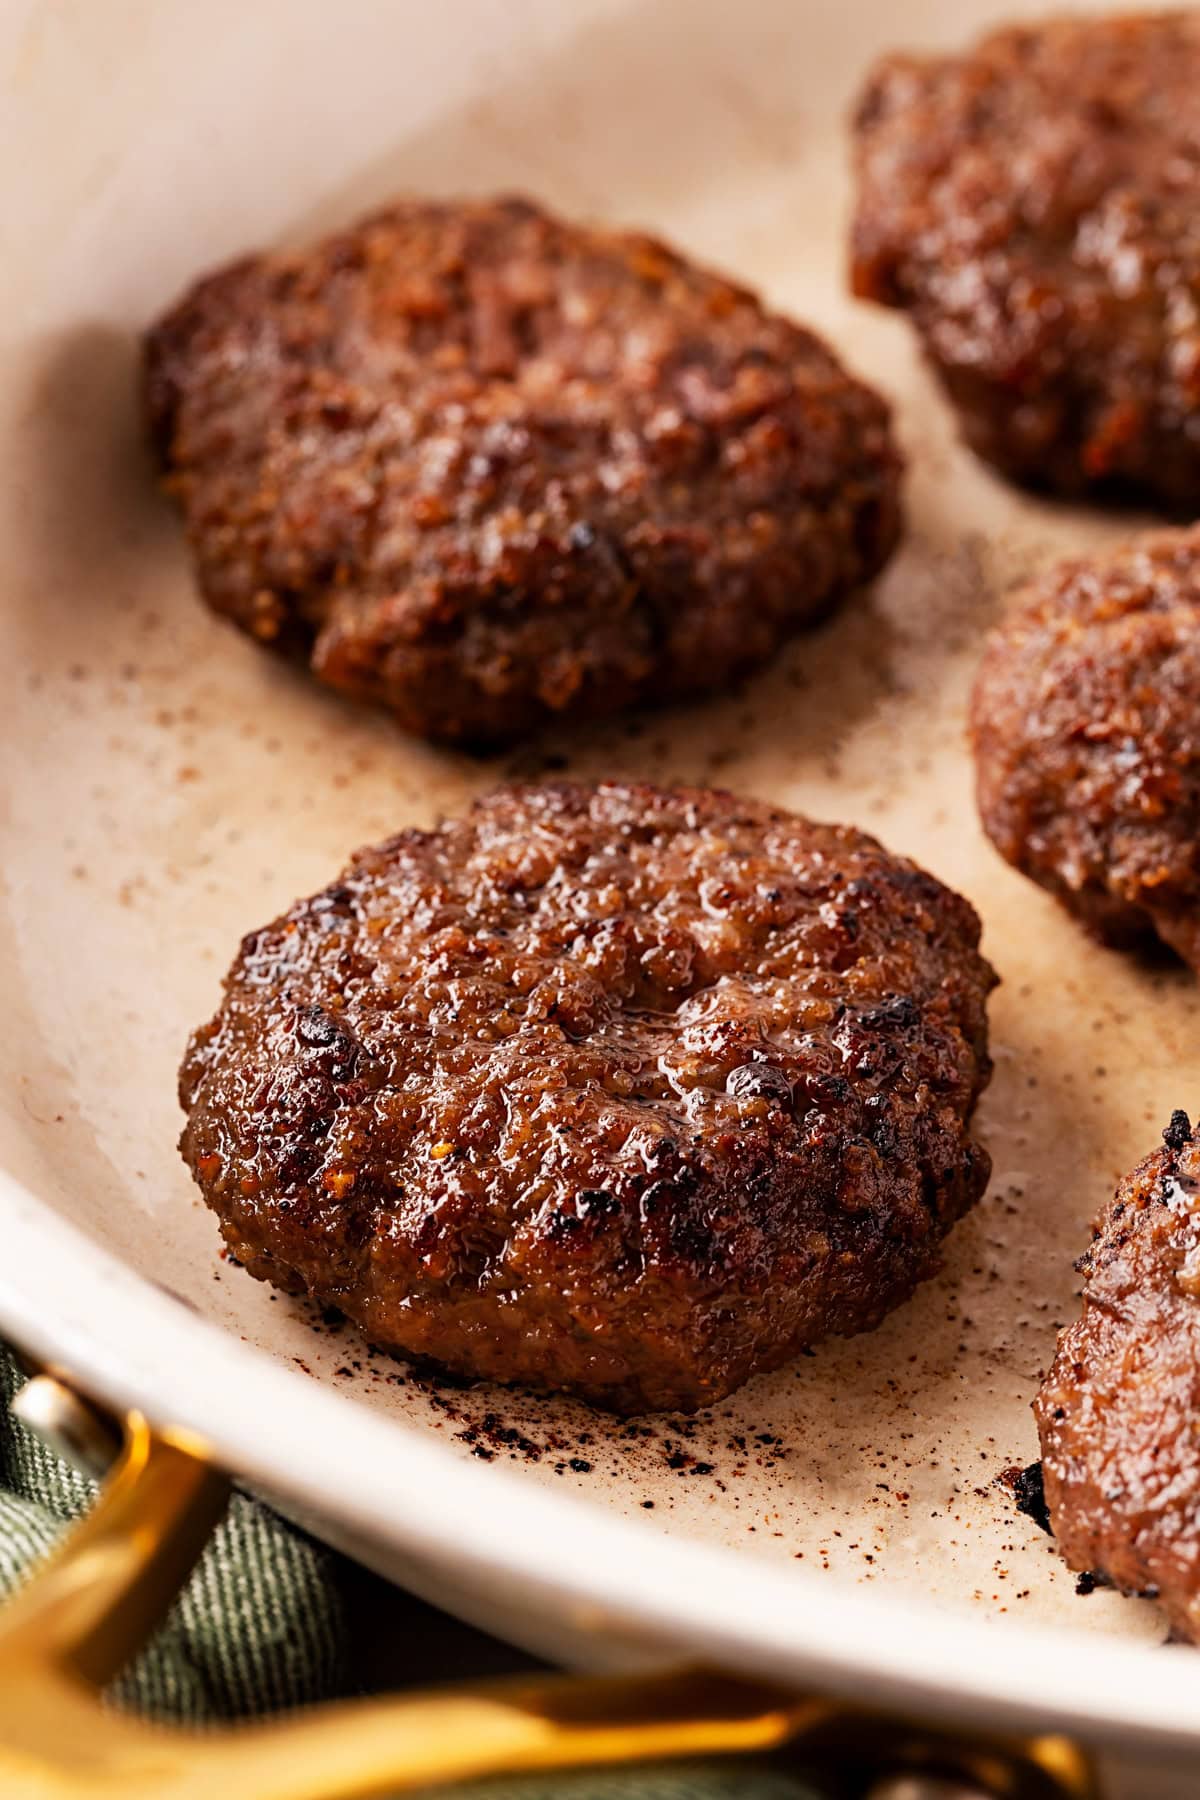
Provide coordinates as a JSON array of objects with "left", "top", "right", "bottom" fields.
[
  {"left": 970, "top": 527, "right": 1200, "bottom": 971},
  {"left": 1036, "top": 1113, "right": 1200, "bottom": 1642},
  {"left": 179, "top": 782, "right": 996, "bottom": 1414},
  {"left": 851, "top": 13, "right": 1200, "bottom": 507},
  {"left": 145, "top": 197, "right": 902, "bottom": 750}
]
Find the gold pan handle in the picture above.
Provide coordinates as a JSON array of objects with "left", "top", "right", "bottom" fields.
[{"left": 0, "top": 1371, "right": 1099, "bottom": 1800}]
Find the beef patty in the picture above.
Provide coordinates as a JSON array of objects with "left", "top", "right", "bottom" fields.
[
  {"left": 1036, "top": 1112, "right": 1200, "bottom": 1642},
  {"left": 851, "top": 13, "right": 1200, "bottom": 507},
  {"left": 179, "top": 781, "right": 996, "bottom": 1414},
  {"left": 146, "top": 196, "right": 902, "bottom": 750},
  {"left": 970, "top": 526, "right": 1200, "bottom": 972}
]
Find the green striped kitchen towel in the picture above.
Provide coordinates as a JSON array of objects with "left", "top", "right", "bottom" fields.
[
  {"left": 0, "top": 1345, "right": 343, "bottom": 1722},
  {"left": 0, "top": 1345, "right": 819, "bottom": 1797}
]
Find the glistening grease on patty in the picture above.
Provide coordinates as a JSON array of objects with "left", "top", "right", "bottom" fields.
[
  {"left": 971, "top": 526, "right": 1200, "bottom": 972},
  {"left": 180, "top": 781, "right": 995, "bottom": 1415},
  {"left": 147, "top": 196, "right": 901, "bottom": 749},
  {"left": 1037, "top": 1112, "right": 1200, "bottom": 1643},
  {"left": 852, "top": 12, "right": 1200, "bottom": 506}
]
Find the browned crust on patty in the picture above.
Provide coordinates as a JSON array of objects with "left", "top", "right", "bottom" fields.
[
  {"left": 851, "top": 13, "right": 1200, "bottom": 506},
  {"left": 1036, "top": 1111, "right": 1200, "bottom": 1641},
  {"left": 147, "top": 196, "right": 902, "bottom": 749},
  {"left": 179, "top": 781, "right": 995, "bottom": 1414},
  {"left": 970, "top": 526, "right": 1200, "bottom": 971}
]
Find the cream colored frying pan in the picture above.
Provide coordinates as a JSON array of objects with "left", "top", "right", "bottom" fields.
[{"left": 1, "top": 1, "right": 1195, "bottom": 1794}]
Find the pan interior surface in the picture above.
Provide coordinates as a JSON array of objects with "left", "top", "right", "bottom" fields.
[{"left": 0, "top": 0, "right": 1193, "bottom": 1739}]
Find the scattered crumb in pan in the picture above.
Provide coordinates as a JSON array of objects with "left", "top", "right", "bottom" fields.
[{"left": 997, "top": 1461, "right": 1051, "bottom": 1537}]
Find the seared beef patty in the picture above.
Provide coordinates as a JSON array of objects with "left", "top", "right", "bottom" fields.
[
  {"left": 1037, "top": 1112, "right": 1200, "bottom": 1642},
  {"left": 971, "top": 526, "right": 1200, "bottom": 971},
  {"left": 179, "top": 781, "right": 995, "bottom": 1414},
  {"left": 147, "top": 196, "right": 901, "bottom": 749},
  {"left": 852, "top": 13, "right": 1200, "bottom": 506}
]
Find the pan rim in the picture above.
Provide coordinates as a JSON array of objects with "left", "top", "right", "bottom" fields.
[{"left": 1, "top": 1161, "right": 1196, "bottom": 1758}]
